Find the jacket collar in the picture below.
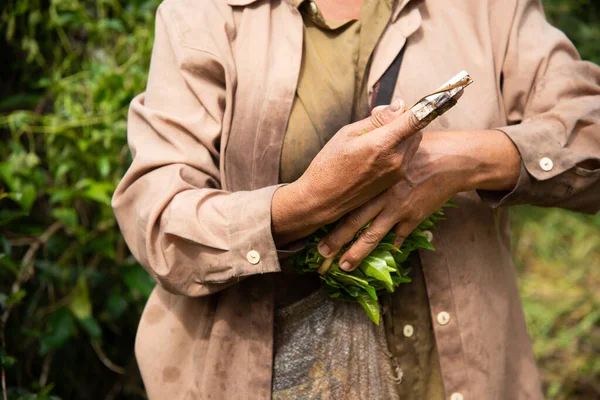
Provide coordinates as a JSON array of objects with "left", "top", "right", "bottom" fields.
[{"left": 226, "top": 0, "right": 416, "bottom": 15}]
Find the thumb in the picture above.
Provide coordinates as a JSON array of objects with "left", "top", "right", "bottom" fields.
[
  {"left": 373, "top": 103, "right": 429, "bottom": 143},
  {"left": 348, "top": 98, "right": 406, "bottom": 135}
]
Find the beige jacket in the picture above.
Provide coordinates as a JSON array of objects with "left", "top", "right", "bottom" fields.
[{"left": 112, "top": 0, "right": 600, "bottom": 398}]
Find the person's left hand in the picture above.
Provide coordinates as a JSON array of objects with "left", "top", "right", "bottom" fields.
[{"left": 316, "top": 129, "right": 521, "bottom": 271}]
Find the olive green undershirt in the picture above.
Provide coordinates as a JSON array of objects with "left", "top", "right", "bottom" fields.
[
  {"left": 279, "top": 0, "right": 389, "bottom": 183},
  {"left": 278, "top": 1, "right": 444, "bottom": 399}
]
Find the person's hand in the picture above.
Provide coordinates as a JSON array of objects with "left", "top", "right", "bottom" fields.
[
  {"left": 317, "top": 129, "right": 521, "bottom": 270},
  {"left": 272, "top": 99, "right": 427, "bottom": 246}
]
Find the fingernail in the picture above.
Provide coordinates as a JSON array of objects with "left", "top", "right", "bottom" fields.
[
  {"left": 389, "top": 98, "right": 401, "bottom": 112},
  {"left": 389, "top": 98, "right": 404, "bottom": 112},
  {"left": 318, "top": 243, "right": 331, "bottom": 257},
  {"left": 340, "top": 261, "right": 352, "bottom": 271}
]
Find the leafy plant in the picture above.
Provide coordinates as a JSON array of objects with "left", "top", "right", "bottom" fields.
[{"left": 289, "top": 207, "right": 449, "bottom": 324}]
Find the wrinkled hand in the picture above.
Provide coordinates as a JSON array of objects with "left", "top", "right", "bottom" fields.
[
  {"left": 317, "top": 129, "right": 522, "bottom": 270},
  {"left": 297, "top": 99, "right": 425, "bottom": 222},
  {"left": 317, "top": 132, "right": 466, "bottom": 271},
  {"left": 272, "top": 99, "right": 427, "bottom": 246}
]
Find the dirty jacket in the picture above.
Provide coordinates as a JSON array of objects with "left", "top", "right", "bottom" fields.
[{"left": 111, "top": 0, "right": 600, "bottom": 399}]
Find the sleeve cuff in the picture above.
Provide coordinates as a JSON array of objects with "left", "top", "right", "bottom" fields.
[
  {"left": 477, "top": 162, "right": 533, "bottom": 207},
  {"left": 477, "top": 121, "right": 577, "bottom": 208},
  {"left": 277, "top": 238, "right": 309, "bottom": 260},
  {"left": 225, "top": 184, "right": 287, "bottom": 279},
  {"left": 497, "top": 121, "right": 575, "bottom": 181}
]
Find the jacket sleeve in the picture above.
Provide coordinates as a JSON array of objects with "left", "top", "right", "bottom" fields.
[
  {"left": 481, "top": 0, "right": 600, "bottom": 213},
  {"left": 111, "top": 6, "right": 283, "bottom": 297}
]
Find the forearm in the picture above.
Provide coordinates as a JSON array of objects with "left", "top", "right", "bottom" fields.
[
  {"left": 415, "top": 130, "right": 521, "bottom": 193},
  {"left": 273, "top": 129, "right": 521, "bottom": 246}
]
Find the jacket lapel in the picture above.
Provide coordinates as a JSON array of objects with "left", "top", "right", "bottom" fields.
[
  {"left": 224, "top": 1, "right": 303, "bottom": 191},
  {"left": 368, "top": 0, "right": 423, "bottom": 95}
]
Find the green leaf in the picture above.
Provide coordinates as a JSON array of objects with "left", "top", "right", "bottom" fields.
[
  {"left": 122, "top": 265, "right": 155, "bottom": 299},
  {"left": 411, "top": 235, "right": 436, "bottom": 251},
  {"left": 79, "top": 316, "right": 102, "bottom": 339},
  {"left": 80, "top": 182, "right": 114, "bottom": 206},
  {"left": 392, "top": 275, "right": 412, "bottom": 285},
  {"left": 12, "top": 183, "right": 37, "bottom": 211},
  {"left": 105, "top": 293, "right": 128, "bottom": 319},
  {"left": 0, "top": 254, "right": 19, "bottom": 276},
  {"left": 330, "top": 269, "right": 370, "bottom": 287},
  {"left": 39, "top": 382, "right": 56, "bottom": 396},
  {"left": 0, "top": 93, "right": 42, "bottom": 110},
  {"left": 359, "top": 255, "right": 393, "bottom": 292},
  {"left": 0, "top": 161, "right": 15, "bottom": 188},
  {"left": 0, "top": 348, "right": 16, "bottom": 368},
  {"left": 375, "top": 243, "right": 400, "bottom": 253},
  {"left": 329, "top": 269, "right": 379, "bottom": 299},
  {"left": 51, "top": 207, "right": 78, "bottom": 229},
  {"left": 356, "top": 291, "right": 380, "bottom": 325},
  {"left": 370, "top": 249, "right": 396, "bottom": 269},
  {"left": 69, "top": 276, "right": 92, "bottom": 320},
  {"left": 0, "top": 355, "right": 16, "bottom": 368},
  {"left": 393, "top": 249, "right": 411, "bottom": 264},
  {"left": 0, "top": 209, "right": 28, "bottom": 226},
  {"left": 49, "top": 189, "right": 74, "bottom": 204},
  {"left": 7, "top": 290, "right": 27, "bottom": 307},
  {"left": 40, "top": 309, "right": 75, "bottom": 354},
  {"left": 97, "top": 156, "right": 111, "bottom": 178},
  {"left": 345, "top": 285, "right": 361, "bottom": 297}
]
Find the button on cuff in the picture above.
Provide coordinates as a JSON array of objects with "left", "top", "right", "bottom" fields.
[
  {"left": 539, "top": 157, "right": 554, "bottom": 171},
  {"left": 247, "top": 250, "right": 260, "bottom": 265},
  {"left": 403, "top": 324, "right": 414, "bottom": 337}
]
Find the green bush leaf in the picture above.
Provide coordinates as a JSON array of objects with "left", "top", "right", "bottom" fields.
[
  {"left": 69, "top": 276, "right": 92, "bottom": 320},
  {"left": 51, "top": 207, "right": 78, "bottom": 229},
  {"left": 7, "top": 289, "right": 27, "bottom": 307},
  {"left": 123, "top": 265, "right": 155, "bottom": 299},
  {"left": 13, "top": 183, "right": 37, "bottom": 211},
  {"left": 79, "top": 316, "right": 102, "bottom": 339},
  {"left": 40, "top": 309, "right": 75, "bottom": 355}
]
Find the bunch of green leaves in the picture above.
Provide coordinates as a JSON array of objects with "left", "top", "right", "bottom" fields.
[{"left": 288, "top": 205, "right": 453, "bottom": 324}]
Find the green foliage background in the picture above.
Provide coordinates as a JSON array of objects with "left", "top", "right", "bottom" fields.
[{"left": 0, "top": 0, "right": 598, "bottom": 399}]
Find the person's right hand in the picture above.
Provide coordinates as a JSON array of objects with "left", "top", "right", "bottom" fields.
[{"left": 272, "top": 99, "right": 427, "bottom": 246}]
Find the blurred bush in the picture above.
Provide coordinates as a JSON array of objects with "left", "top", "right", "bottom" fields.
[
  {"left": 0, "top": 0, "right": 598, "bottom": 399},
  {"left": 0, "top": 1, "right": 159, "bottom": 398}
]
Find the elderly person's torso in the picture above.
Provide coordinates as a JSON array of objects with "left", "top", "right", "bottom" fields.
[{"left": 112, "top": 0, "right": 600, "bottom": 399}]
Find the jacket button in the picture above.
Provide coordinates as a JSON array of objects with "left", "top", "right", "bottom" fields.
[
  {"left": 437, "top": 311, "right": 450, "bottom": 325},
  {"left": 423, "top": 230, "right": 433, "bottom": 242},
  {"left": 247, "top": 250, "right": 260, "bottom": 264},
  {"left": 403, "top": 324, "right": 414, "bottom": 337},
  {"left": 450, "top": 393, "right": 464, "bottom": 400},
  {"left": 539, "top": 157, "right": 553, "bottom": 171}
]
